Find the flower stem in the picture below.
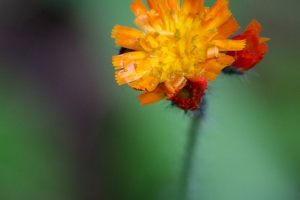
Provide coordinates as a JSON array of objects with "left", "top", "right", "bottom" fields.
[{"left": 180, "top": 99, "right": 206, "bottom": 200}]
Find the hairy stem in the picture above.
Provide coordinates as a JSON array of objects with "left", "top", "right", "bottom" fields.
[{"left": 180, "top": 98, "right": 206, "bottom": 200}]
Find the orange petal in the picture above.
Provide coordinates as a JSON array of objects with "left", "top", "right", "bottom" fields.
[
  {"left": 147, "top": 0, "right": 169, "bottom": 29},
  {"left": 200, "top": 54, "right": 234, "bottom": 81},
  {"left": 213, "top": 39, "right": 245, "bottom": 51},
  {"left": 111, "top": 25, "right": 144, "bottom": 50},
  {"left": 245, "top": 19, "right": 262, "bottom": 35},
  {"left": 131, "top": 0, "right": 157, "bottom": 32},
  {"left": 113, "top": 52, "right": 149, "bottom": 85},
  {"left": 115, "top": 70, "right": 142, "bottom": 85},
  {"left": 164, "top": 75, "right": 187, "bottom": 98},
  {"left": 129, "top": 74, "right": 160, "bottom": 92},
  {"left": 134, "top": 18, "right": 156, "bottom": 33},
  {"left": 165, "top": 0, "right": 180, "bottom": 29},
  {"left": 182, "top": 0, "right": 204, "bottom": 16},
  {"left": 217, "top": 54, "right": 236, "bottom": 65},
  {"left": 147, "top": 9, "right": 164, "bottom": 32},
  {"left": 138, "top": 83, "right": 166, "bottom": 105},
  {"left": 188, "top": 76, "right": 206, "bottom": 83},
  {"left": 147, "top": 0, "right": 159, "bottom": 10},
  {"left": 166, "top": 0, "right": 180, "bottom": 12},
  {"left": 204, "top": 0, "right": 231, "bottom": 30},
  {"left": 130, "top": 0, "right": 148, "bottom": 17},
  {"left": 257, "top": 42, "right": 268, "bottom": 55},
  {"left": 112, "top": 51, "right": 147, "bottom": 70},
  {"left": 259, "top": 37, "right": 270, "bottom": 43},
  {"left": 213, "top": 17, "right": 240, "bottom": 40},
  {"left": 139, "top": 34, "right": 160, "bottom": 51}
]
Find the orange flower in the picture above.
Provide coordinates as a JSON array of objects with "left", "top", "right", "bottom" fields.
[
  {"left": 226, "top": 20, "right": 269, "bottom": 72},
  {"left": 112, "top": 0, "right": 245, "bottom": 109}
]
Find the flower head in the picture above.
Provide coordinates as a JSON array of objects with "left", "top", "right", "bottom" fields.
[
  {"left": 112, "top": 0, "right": 245, "bottom": 110},
  {"left": 226, "top": 20, "right": 269, "bottom": 72}
]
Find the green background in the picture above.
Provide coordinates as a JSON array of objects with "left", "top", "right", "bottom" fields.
[{"left": 0, "top": 0, "right": 299, "bottom": 199}]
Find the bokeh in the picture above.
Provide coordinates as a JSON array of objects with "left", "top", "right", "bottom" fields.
[{"left": 0, "top": 0, "right": 299, "bottom": 200}]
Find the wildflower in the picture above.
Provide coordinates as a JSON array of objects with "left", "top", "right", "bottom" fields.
[
  {"left": 225, "top": 20, "right": 269, "bottom": 73},
  {"left": 112, "top": 0, "right": 245, "bottom": 110}
]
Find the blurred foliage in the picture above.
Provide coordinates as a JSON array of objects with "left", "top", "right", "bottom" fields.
[{"left": 0, "top": 0, "right": 299, "bottom": 200}]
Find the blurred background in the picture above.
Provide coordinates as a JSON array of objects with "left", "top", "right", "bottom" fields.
[{"left": 0, "top": 0, "right": 299, "bottom": 199}]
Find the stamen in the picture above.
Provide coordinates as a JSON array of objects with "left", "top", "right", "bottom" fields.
[
  {"left": 191, "top": 34, "right": 199, "bottom": 43},
  {"left": 174, "top": 29, "right": 181, "bottom": 41},
  {"left": 190, "top": 45, "right": 197, "bottom": 54}
]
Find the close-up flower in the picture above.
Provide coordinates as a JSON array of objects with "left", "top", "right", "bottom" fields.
[
  {"left": 112, "top": 0, "right": 246, "bottom": 110},
  {"left": 5, "top": 0, "right": 300, "bottom": 199},
  {"left": 225, "top": 19, "right": 269, "bottom": 72}
]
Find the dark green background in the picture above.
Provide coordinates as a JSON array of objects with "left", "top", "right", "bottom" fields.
[{"left": 0, "top": 0, "right": 299, "bottom": 199}]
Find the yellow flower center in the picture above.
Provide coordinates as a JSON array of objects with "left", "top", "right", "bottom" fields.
[{"left": 137, "top": 14, "right": 224, "bottom": 84}]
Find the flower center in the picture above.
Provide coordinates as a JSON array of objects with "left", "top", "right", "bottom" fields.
[{"left": 140, "top": 27, "right": 211, "bottom": 81}]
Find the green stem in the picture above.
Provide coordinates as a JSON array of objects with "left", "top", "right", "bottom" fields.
[{"left": 180, "top": 99, "right": 206, "bottom": 200}]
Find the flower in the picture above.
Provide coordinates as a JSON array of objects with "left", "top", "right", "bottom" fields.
[
  {"left": 112, "top": 0, "right": 245, "bottom": 110},
  {"left": 226, "top": 20, "right": 269, "bottom": 72}
]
